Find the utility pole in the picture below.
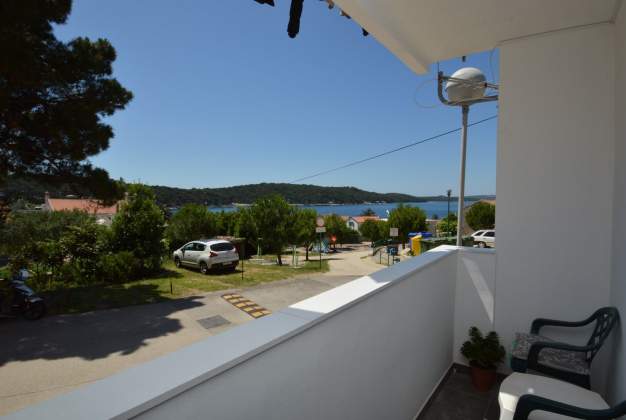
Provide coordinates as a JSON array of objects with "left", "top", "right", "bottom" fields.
[
  {"left": 457, "top": 106, "right": 469, "bottom": 246},
  {"left": 446, "top": 189, "right": 452, "bottom": 237},
  {"left": 437, "top": 68, "right": 498, "bottom": 247}
]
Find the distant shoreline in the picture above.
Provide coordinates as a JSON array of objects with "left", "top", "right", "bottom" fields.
[{"left": 199, "top": 197, "right": 490, "bottom": 209}]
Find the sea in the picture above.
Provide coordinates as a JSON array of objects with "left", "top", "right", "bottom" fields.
[{"left": 207, "top": 201, "right": 474, "bottom": 219}]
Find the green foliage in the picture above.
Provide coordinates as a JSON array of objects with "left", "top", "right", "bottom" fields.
[
  {"left": 388, "top": 204, "right": 427, "bottom": 244},
  {"left": 0, "top": 210, "right": 92, "bottom": 268},
  {"left": 290, "top": 208, "right": 317, "bottom": 260},
  {"left": 466, "top": 202, "right": 496, "bottom": 230},
  {"left": 111, "top": 184, "right": 165, "bottom": 274},
  {"left": 59, "top": 222, "right": 110, "bottom": 283},
  {"left": 250, "top": 195, "right": 292, "bottom": 265},
  {"left": 97, "top": 251, "right": 138, "bottom": 284},
  {"left": 460, "top": 327, "right": 506, "bottom": 370},
  {"left": 359, "top": 220, "right": 383, "bottom": 242},
  {"left": 165, "top": 204, "right": 218, "bottom": 250},
  {"left": 216, "top": 210, "right": 238, "bottom": 236},
  {"left": 150, "top": 183, "right": 422, "bottom": 206},
  {"left": 437, "top": 215, "right": 458, "bottom": 236},
  {"left": 360, "top": 208, "right": 376, "bottom": 216},
  {"left": 324, "top": 213, "right": 361, "bottom": 247},
  {"left": 234, "top": 207, "right": 258, "bottom": 244},
  {"left": 0, "top": 0, "right": 132, "bottom": 201}
]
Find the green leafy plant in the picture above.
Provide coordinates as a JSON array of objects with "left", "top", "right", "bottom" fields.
[
  {"left": 460, "top": 326, "right": 505, "bottom": 370},
  {"left": 466, "top": 202, "right": 495, "bottom": 230}
]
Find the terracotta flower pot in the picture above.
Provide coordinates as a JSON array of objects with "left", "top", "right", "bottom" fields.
[{"left": 470, "top": 364, "right": 497, "bottom": 392}]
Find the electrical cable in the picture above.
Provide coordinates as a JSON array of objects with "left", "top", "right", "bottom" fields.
[{"left": 288, "top": 114, "right": 498, "bottom": 184}]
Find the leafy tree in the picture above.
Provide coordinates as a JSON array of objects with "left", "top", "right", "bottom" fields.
[
  {"left": 360, "top": 208, "right": 376, "bottom": 216},
  {"left": 250, "top": 195, "right": 291, "bottom": 265},
  {"left": 234, "top": 207, "right": 258, "bottom": 246},
  {"left": 437, "top": 215, "right": 457, "bottom": 237},
  {"left": 0, "top": 209, "right": 95, "bottom": 280},
  {"left": 388, "top": 204, "right": 426, "bottom": 245},
  {"left": 59, "top": 222, "right": 109, "bottom": 283},
  {"left": 360, "top": 219, "right": 385, "bottom": 244},
  {"left": 323, "top": 214, "right": 345, "bottom": 250},
  {"left": 1, "top": 210, "right": 91, "bottom": 257},
  {"left": 165, "top": 204, "right": 218, "bottom": 250},
  {"left": 111, "top": 184, "right": 165, "bottom": 274},
  {"left": 323, "top": 213, "right": 360, "bottom": 248},
  {"left": 290, "top": 208, "right": 317, "bottom": 261},
  {"left": 466, "top": 202, "right": 495, "bottom": 230},
  {"left": 0, "top": 0, "right": 133, "bottom": 201},
  {"left": 377, "top": 219, "right": 389, "bottom": 241},
  {"left": 216, "top": 210, "right": 238, "bottom": 236}
]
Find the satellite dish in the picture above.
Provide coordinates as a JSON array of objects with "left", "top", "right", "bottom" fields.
[{"left": 445, "top": 67, "right": 487, "bottom": 103}]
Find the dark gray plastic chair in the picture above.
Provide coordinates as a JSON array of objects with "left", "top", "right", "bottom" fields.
[
  {"left": 513, "top": 395, "right": 626, "bottom": 419},
  {"left": 510, "top": 307, "right": 618, "bottom": 389}
]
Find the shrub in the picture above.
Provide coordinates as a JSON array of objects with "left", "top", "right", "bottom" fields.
[
  {"left": 165, "top": 203, "right": 218, "bottom": 250},
  {"left": 98, "top": 251, "right": 137, "bottom": 284},
  {"left": 466, "top": 202, "right": 495, "bottom": 230},
  {"left": 110, "top": 184, "right": 166, "bottom": 274},
  {"left": 388, "top": 204, "right": 427, "bottom": 245},
  {"left": 460, "top": 326, "right": 505, "bottom": 370}
]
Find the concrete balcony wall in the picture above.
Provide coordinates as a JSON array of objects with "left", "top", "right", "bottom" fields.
[{"left": 454, "top": 248, "right": 496, "bottom": 365}]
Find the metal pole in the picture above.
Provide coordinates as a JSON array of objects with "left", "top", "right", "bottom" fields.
[
  {"left": 319, "top": 233, "right": 322, "bottom": 269},
  {"left": 456, "top": 106, "right": 469, "bottom": 247},
  {"left": 447, "top": 189, "right": 451, "bottom": 238}
]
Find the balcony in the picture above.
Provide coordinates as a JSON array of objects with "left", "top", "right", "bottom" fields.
[{"left": 5, "top": 245, "right": 503, "bottom": 419}]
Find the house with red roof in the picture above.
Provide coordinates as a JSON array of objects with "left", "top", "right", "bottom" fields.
[
  {"left": 346, "top": 215, "right": 380, "bottom": 232},
  {"left": 43, "top": 192, "right": 121, "bottom": 226}
]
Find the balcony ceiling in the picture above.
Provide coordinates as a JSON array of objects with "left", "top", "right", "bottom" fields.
[{"left": 333, "top": 0, "right": 622, "bottom": 74}]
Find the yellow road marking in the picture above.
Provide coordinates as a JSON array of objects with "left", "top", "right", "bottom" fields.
[{"left": 221, "top": 294, "right": 271, "bottom": 319}]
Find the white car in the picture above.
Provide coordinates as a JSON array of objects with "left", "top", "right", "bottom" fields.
[
  {"left": 173, "top": 240, "right": 239, "bottom": 274},
  {"left": 471, "top": 230, "right": 495, "bottom": 248}
]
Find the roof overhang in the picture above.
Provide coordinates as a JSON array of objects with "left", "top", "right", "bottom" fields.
[{"left": 333, "top": 0, "right": 622, "bottom": 74}]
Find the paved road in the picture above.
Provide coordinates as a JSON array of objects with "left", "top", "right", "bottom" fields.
[{"left": 0, "top": 249, "right": 381, "bottom": 415}]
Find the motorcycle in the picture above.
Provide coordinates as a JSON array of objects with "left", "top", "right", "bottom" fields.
[{"left": 0, "top": 276, "right": 46, "bottom": 321}]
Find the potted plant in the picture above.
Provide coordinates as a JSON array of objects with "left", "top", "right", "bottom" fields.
[{"left": 460, "top": 326, "right": 506, "bottom": 391}]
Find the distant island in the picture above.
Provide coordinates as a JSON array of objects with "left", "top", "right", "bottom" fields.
[
  {"left": 151, "top": 183, "right": 493, "bottom": 207},
  {"left": 4, "top": 178, "right": 494, "bottom": 206}
]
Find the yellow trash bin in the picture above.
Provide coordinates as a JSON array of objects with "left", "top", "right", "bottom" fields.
[{"left": 411, "top": 235, "right": 422, "bottom": 255}]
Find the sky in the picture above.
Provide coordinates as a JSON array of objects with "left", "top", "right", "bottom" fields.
[{"left": 54, "top": 0, "right": 499, "bottom": 196}]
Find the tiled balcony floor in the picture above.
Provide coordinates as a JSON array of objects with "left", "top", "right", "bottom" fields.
[{"left": 418, "top": 365, "right": 506, "bottom": 420}]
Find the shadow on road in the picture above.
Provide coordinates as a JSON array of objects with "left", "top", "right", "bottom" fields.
[{"left": 0, "top": 288, "right": 204, "bottom": 366}]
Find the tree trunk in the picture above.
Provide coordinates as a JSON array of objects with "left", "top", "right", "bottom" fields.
[
  {"left": 305, "top": 244, "right": 309, "bottom": 261},
  {"left": 277, "top": 254, "right": 282, "bottom": 266}
]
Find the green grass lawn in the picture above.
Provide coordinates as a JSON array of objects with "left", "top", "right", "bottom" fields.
[{"left": 39, "top": 259, "right": 328, "bottom": 315}]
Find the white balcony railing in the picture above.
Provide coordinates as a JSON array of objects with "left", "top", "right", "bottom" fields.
[{"left": 5, "top": 246, "right": 496, "bottom": 420}]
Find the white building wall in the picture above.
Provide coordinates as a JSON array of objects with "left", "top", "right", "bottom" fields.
[
  {"left": 454, "top": 248, "right": 496, "bottom": 365},
  {"left": 608, "top": 3, "right": 626, "bottom": 405},
  {"left": 494, "top": 24, "right": 615, "bottom": 379}
]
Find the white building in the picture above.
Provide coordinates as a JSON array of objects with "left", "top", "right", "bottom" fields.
[
  {"left": 7, "top": 1, "right": 626, "bottom": 419},
  {"left": 345, "top": 215, "right": 380, "bottom": 232}
]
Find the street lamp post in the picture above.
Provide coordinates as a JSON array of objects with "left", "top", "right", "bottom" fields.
[{"left": 446, "top": 189, "right": 452, "bottom": 237}]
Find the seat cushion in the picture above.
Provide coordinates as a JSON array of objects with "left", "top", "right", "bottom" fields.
[
  {"left": 511, "top": 333, "right": 590, "bottom": 375},
  {"left": 498, "top": 373, "right": 609, "bottom": 420}
]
